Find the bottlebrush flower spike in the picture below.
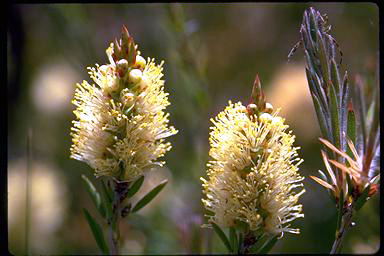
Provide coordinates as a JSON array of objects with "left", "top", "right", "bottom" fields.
[
  {"left": 201, "top": 75, "right": 305, "bottom": 237},
  {"left": 70, "top": 26, "right": 178, "bottom": 180}
]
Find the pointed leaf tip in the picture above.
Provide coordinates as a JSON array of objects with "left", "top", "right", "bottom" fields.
[
  {"left": 127, "top": 175, "right": 145, "bottom": 198},
  {"left": 211, "top": 222, "right": 232, "bottom": 252},
  {"left": 256, "top": 235, "right": 278, "bottom": 254},
  {"left": 81, "top": 174, "right": 107, "bottom": 219},
  {"left": 131, "top": 179, "right": 168, "bottom": 213},
  {"left": 83, "top": 208, "right": 109, "bottom": 254},
  {"left": 354, "top": 184, "right": 371, "bottom": 211}
]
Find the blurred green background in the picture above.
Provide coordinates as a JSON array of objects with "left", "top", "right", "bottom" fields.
[{"left": 7, "top": 3, "right": 379, "bottom": 254}]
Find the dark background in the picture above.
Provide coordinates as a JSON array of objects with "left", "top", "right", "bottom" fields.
[{"left": 7, "top": 3, "right": 379, "bottom": 254}]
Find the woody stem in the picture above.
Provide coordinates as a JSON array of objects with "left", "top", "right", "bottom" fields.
[
  {"left": 109, "top": 183, "right": 122, "bottom": 255},
  {"left": 330, "top": 206, "right": 353, "bottom": 254}
]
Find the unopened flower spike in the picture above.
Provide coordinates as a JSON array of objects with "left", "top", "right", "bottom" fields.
[
  {"left": 70, "top": 26, "right": 178, "bottom": 181},
  {"left": 246, "top": 74, "right": 267, "bottom": 117},
  {"left": 201, "top": 74, "right": 305, "bottom": 253},
  {"left": 111, "top": 25, "right": 137, "bottom": 66}
]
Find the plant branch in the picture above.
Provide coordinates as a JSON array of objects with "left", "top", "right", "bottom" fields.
[
  {"left": 108, "top": 179, "right": 128, "bottom": 255},
  {"left": 331, "top": 206, "right": 354, "bottom": 254}
]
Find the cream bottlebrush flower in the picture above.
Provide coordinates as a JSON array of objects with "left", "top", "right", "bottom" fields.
[
  {"left": 70, "top": 26, "right": 177, "bottom": 180},
  {"left": 201, "top": 75, "right": 305, "bottom": 237}
]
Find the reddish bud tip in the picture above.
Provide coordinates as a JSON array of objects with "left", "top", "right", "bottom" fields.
[
  {"left": 249, "top": 74, "right": 261, "bottom": 105},
  {"left": 246, "top": 73, "right": 268, "bottom": 117},
  {"left": 348, "top": 100, "right": 354, "bottom": 112},
  {"left": 255, "top": 74, "right": 260, "bottom": 85}
]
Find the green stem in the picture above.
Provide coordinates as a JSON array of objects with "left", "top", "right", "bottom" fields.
[
  {"left": 111, "top": 216, "right": 120, "bottom": 255},
  {"left": 330, "top": 206, "right": 354, "bottom": 254}
]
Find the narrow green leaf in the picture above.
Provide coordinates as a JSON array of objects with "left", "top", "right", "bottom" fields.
[
  {"left": 304, "top": 49, "right": 321, "bottom": 82},
  {"left": 316, "top": 31, "right": 330, "bottom": 85},
  {"left": 100, "top": 179, "right": 113, "bottom": 220},
  {"left": 211, "top": 222, "right": 232, "bottom": 252},
  {"left": 329, "top": 83, "right": 340, "bottom": 150},
  {"left": 301, "top": 25, "right": 315, "bottom": 57},
  {"left": 256, "top": 235, "right": 278, "bottom": 254},
  {"left": 127, "top": 175, "right": 145, "bottom": 198},
  {"left": 229, "top": 227, "right": 235, "bottom": 250},
  {"left": 336, "top": 190, "right": 344, "bottom": 232},
  {"left": 101, "top": 179, "right": 113, "bottom": 203},
  {"left": 353, "top": 81, "right": 366, "bottom": 151},
  {"left": 330, "top": 59, "right": 341, "bottom": 98},
  {"left": 328, "top": 38, "right": 336, "bottom": 60},
  {"left": 248, "top": 233, "right": 265, "bottom": 253},
  {"left": 362, "top": 87, "right": 380, "bottom": 176},
  {"left": 229, "top": 227, "right": 238, "bottom": 253},
  {"left": 131, "top": 179, "right": 168, "bottom": 213},
  {"left": 354, "top": 184, "right": 371, "bottom": 211},
  {"left": 309, "top": 8, "right": 319, "bottom": 44},
  {"left": 302, "top": 12, "right": 313, "bottom": 48},
  {"left": 81, "top": 175, "right": 106, "bottom": 219},
  {"left": 340, "top": 72, "right": 350, "bottom": 153},
  {"left": 238, "top": 231, "right": 243, "bottom": 254},
  {"left": 83, "top": 208, "right": 109, "bottom": 255},
  {"left": 346, "top": 105, "right": 356, "bottom": 158},
  {"left": 313, "top": 72, "right": 330, "bottom": 115},
  {"left": 305, "top": 68, "right": 322, "bottom": 105},
  {"left": 311, "top": 93, "right": 332, "bottom": 139}
]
